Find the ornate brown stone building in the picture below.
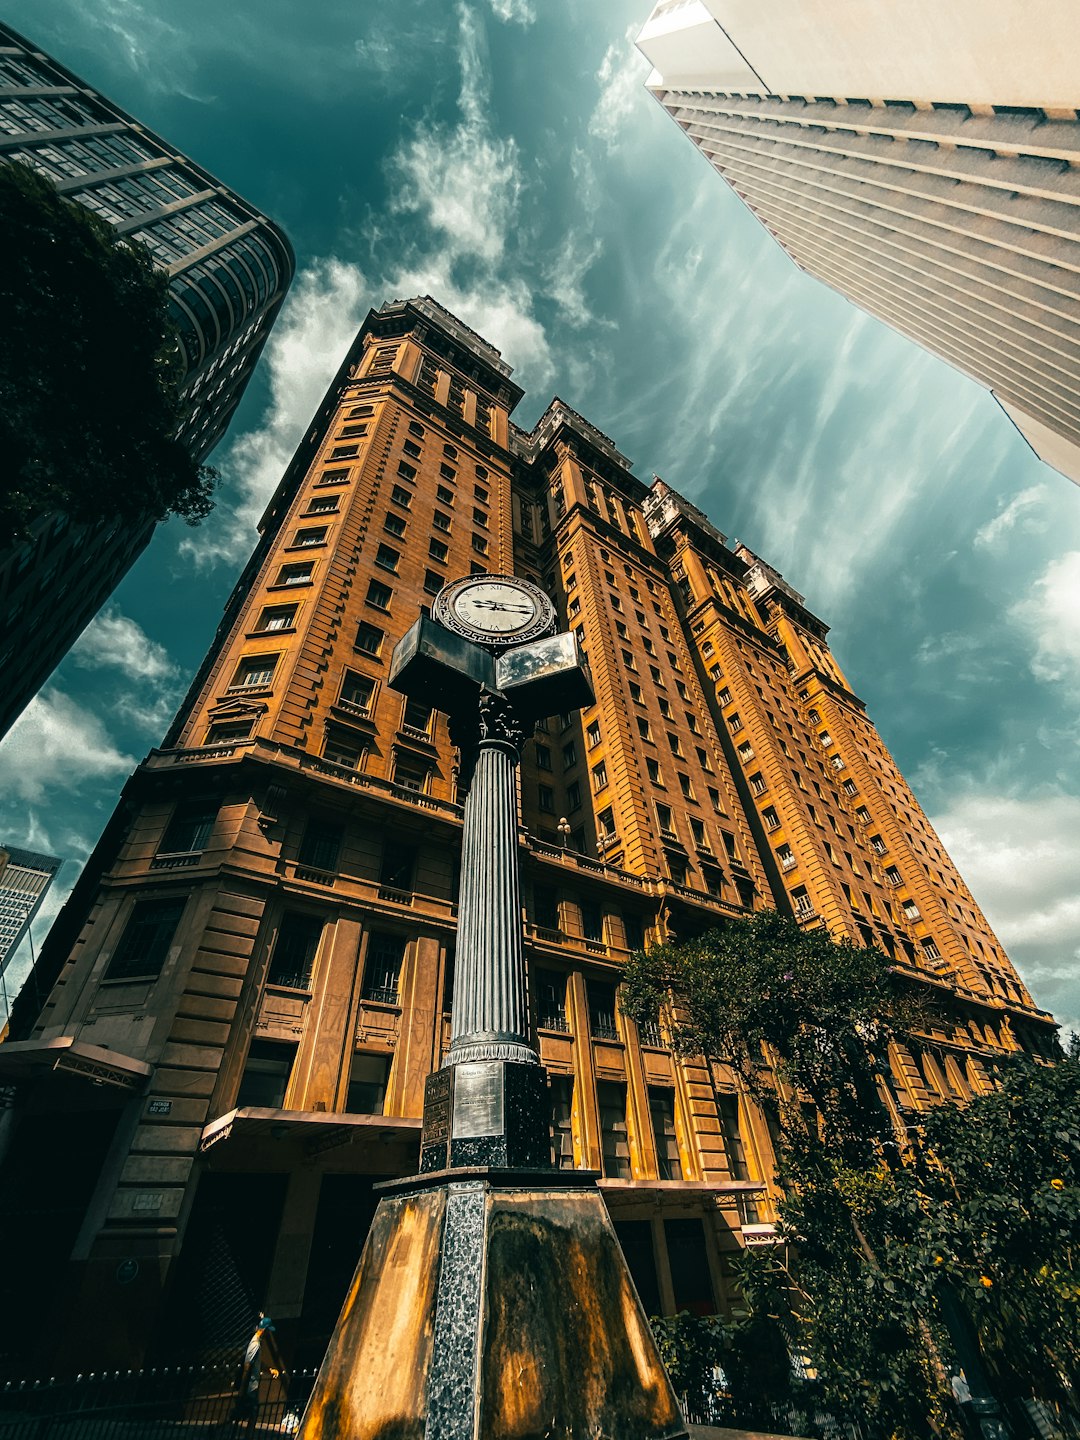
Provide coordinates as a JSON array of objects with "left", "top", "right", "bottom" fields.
[{"left": 0, "top": 297, "right": 1055, "bottom": 1373}]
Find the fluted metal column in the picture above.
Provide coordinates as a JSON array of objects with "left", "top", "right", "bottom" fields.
[{"left": 445, "top": 694, "right": 537, "bottom": 1069}]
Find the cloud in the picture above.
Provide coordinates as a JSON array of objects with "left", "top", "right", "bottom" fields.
[
  {"left": 183, "top": 258, "right": 373, "bottom": 568},
  {"left": 589, "top": 25, "right": 651, "bottom": 150},
  {"left": 1012, "top": 550, "right": 1080, "bottom": 688},
  {"left": 0, "top": 690, "right": 135, "bottom": 805},
  {"left": 71, "top": 606, "right": 179, "bottom": 683},
  {"left": 974, "top": 483, "right": 1051, "bottom": 548},
  {"left": 486, "top": 0, "right": 534, "bottom": 24},
  {"left": 932, "top": 789, "right": 1080, "bottom": 1019}
]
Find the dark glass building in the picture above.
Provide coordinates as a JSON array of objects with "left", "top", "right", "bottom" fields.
[{"left": 0, "top": 22, "right": 295, "bottom": 738}]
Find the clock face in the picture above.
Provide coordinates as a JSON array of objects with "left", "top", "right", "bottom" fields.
[{"left": 433, "top": 574, "right": 556, "bottom": 647}]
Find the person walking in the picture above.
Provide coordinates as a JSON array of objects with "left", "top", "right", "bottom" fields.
[{"left": 229, "top": 1313, "right": 284, "bottom": 1435}]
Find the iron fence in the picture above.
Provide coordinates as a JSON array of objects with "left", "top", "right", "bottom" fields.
[{"left": 0, "top": 1363, "right": 317, "bottom": 1438}]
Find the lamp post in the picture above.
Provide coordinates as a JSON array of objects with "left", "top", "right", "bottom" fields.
[
  {"left": 557, "top": 816, "right": 571, "bottom": 849},
  {"left": 297, "top": 576, "right": 688, "bottom": 1440}
]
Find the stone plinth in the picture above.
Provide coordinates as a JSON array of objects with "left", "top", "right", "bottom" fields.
[{"left": 298, "top": 1169, "right": 689, "bottom": 1440}]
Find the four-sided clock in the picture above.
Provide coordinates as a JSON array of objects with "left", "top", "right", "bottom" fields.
[{"left": 432, "top": 573, "right": 556, "bottom": 648}]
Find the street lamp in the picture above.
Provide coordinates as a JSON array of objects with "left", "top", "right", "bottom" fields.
[{"left": 557, "top": 816, "right": 571, "bottom": 849}]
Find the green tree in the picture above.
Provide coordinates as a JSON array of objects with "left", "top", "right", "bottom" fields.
[
  {"left": 0, "top": 160, "right": 216, "bottom": 544},
  {"left": 622, "top": 915, "right": 1079, "bottom": 1436}
]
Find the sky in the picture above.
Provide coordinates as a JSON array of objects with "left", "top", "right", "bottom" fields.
[{"left": 2, "top": 0, "right": 1080, "bottom": 1032}]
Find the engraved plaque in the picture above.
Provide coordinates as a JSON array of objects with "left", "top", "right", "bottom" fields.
[
  {"left": 423, "top": 1069, "right": 452, "bottom": 1145},
  {"left": 451, "top": 1061, "right": 504, "bottom": 1139}
]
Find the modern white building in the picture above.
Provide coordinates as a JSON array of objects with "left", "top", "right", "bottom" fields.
[
  {"left": 637, "top": 0, "right": 1080, "bottom": 486},
  {"left": 0, "top": 846, "right": 61, "bottom": 982}
]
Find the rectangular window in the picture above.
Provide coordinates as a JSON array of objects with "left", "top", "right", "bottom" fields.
[
  {"left": 104, "top": 897, "right": 185, "bottom": 982},
  {"left": 305, "top": 496, "right": 338, "bottom": 516},
  {"left": 316, "top": 469, "right": 349, "bottom": 488},
  {"left": 330, "top": 444, "right": 358, "bottom": 460},
  {"left": 362, "top": 933, "right": 406, "bottom": 1004},
  {"left": 236, "top": 1040, "right": 296, "bottom": 1110},
  {"left": 538, "top": 784, "right": 554, "bottom": 812},
  {"left": 429, "top": 538, "right": 449, "bottom": 564},
  {"left": 533, "top": 885, "right": 559, "bottom": 931},
  {"left": 355, "top": 622, "right": 383, "bottom": 656},
  {"left": 591, "top": 762, "right": 608, "bottom": 792},
  {"left": 535, "top": 744, "right": 552, "bottom": 770},
  {"left": 473, "top": 507, "right": 488, "bottom": 528},
  {"left": 375, "top": 543, "right": 399, "bottom": 572},
  {"left": 276, "top": 562, "right": 312, "bottom": 587},
  {"left": 536, "top": 969, "right": 569, "bottom": 1031},
  {"left": 403, "top": 439, "right": 422, "bottom": 459},
  {"left": 646, "top": 758, "right": 661, "bottom": 785},
  {"left": 297, "top": 821, "right": 343, "bottom": 874},
  {"left": 230, "top": 654, "right": 277, "bottom": 690},
  {"left": 323, "top": 731, "right": 365, "bottom": 769},
  {"left": 159, "top": 804, "right": 215, "bottom": 856},
  {"left": 366, "top": 579, "right": 392, "bottom": 610},
  {"left": 402, "top": 699, "right": 433, "bottom": 735},
  {"left": 566, "top": 780, "right": 582, "bottom": 811},
  {"left": 649, "top": 1087, "right": 682, "bottom": 1180},
  {"left": 379, "top": 841, "right": 416, "bottom": 896},
  {"left": 424, "top": 569, "right": 444, "bottom": 595},
  {"left": 597, "top": 1080, "right": 630, "bottom": 1179},
  {"left": 588, "top": 980, "right": 620, "bottom": 1041},
  {"left": 384, "top": 511, "right": 406, "bottom": 537},
  {"left": 257, "top": 605, "right": 296, "bottom": 632},
  {"left": 293, "top": 526, "right": 327, "bottom": 548},
  {"left": 586, "top": 721, "right": 601, "bottom": 748},
  {"left": 717, "top": 1094, "right": 749, "bottom": 1179},
  {"left": 390, "top": 484, "right": 411, "bottom": 508},
  {"left": 762, "top": 807, "right": 780, "bottom": 831},
  {"left": 397, "top": 460, "right": 417, "bottom": 481},
  {"left": 206, "top": 719, "right": 253, "bottom": 745},
  {"left": 580, "top": 902, "right": 604, "bottom": 943},
  {"left": 678, "top": 774, "right": 693, "bottom": 800},
  {"left": 339, "top": 669, "right": 375, "bottom": 713},
  {"left": 562, "top": 741, "right": 577, "bottom": 769},
  {"left": 472, "top": 534, "right": 488, "bottom": 555},
  {"left": 344, "top": 1052, "right": 392, "bottom": 1114},
  {"left": 267, "top": 911, "right": 322, "bottom": 989},
  {"left": 433, "top": 510, "right": 452, "bottom": 532}
]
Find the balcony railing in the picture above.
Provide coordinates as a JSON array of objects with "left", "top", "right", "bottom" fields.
[
  {"left": 538, "top": 1012, "right": 570, "bottom": 1033},
  {"left": 591, "top": 1020, "right": 620, "bottom": 1042},
  {"left": 361, "top": 985, "right": 400, "bottom": 1006},
  {"left": 377, "top": 884, "right": 414, "bottom": 906}
]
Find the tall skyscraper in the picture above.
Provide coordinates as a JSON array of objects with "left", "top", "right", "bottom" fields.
[
  {"left": 0, "top": 297, "right": 1054, "bottom": 1374},
  {"left": 0, "top": 23, "right": 295, "bottom": 738},
  {"left": 0, "top": 845, "right": 61, "bottom": 986},
  {"left": 636, "top": 0, "right": 1080, "bottom": 486}
]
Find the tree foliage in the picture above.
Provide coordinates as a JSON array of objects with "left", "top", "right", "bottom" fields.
[
  {"left": 0, "top": 160, "right": 216, "bottom": 543},
  {"left": 623, "top": 917, "right": 1080, "bottom": 1437}
]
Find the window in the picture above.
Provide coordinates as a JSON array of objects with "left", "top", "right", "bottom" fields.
[
  {"left": 424, "top": 569, "right": 444, "bottom": 595},
  {"left": 533, "top": 885, "right": 559, "bottom": 930},
  {"left": 598, "top": 806, "right": 616, "bottom": 839},
  {"left": 231, "top": 654, "right": 277, "bottom": 690},
  {"left": 267, "top": 912, "right": 322, "bottom": 989},
  {"left": 777, "top": 844, "right": 796, "bottom": 871},
  {"left": 408, "top": 420, "right": 425, "bottom": 436},
  {"left": 637, "top": 717, "right": 652, "bottom": 742},
  {"left": 597, "top": 1080, "right": 630, "bottom": 1178},
  {"left": 355, "top": 622, "right": 383, "bottom": 656},
  {"left": 362, "top": 932, "right": 406, "bottom": 1004},
  {"left": 402, "top": 699, "right": 433, "bottom": 735},
  {"left": 379, "top": 842, "right": 416, "bottom": 896},
  {"left": 323, "top": 731, "right": 364, "bottom": 769},
  {"left": 538, "top": 784, "right": 554, "bottom": 812},
  {"left": 433, "top": 510, "right": 452, "bottom": 532},
  {"left": 667, "top": 733, "right": 682, "bottom": 757},
  {"left": 580, "top": 902, "right": 604, "bottom": 943},
  {"left": 646, "top": 757, "right": 661, "bottom": 785},
  {"left": 429, "top": 538, "right": 449, "bottom": 563},
  {"left": 588, "top": 981, "right": 620, "bottom": 1041},
  {"left": 276, "top": 562, "right": 312, "bottom": 587},
  {"left": 591, "top": 762, "right": 608, "bottom": 792},
  {"left": 384, "top": 511, "right": 406, "bottom": 537},
  {"left": 316, "top": 469, "right": 349, "bottom": 488},
  {"left": 726, "top": 712, "right": 742, "bottom": 733},
  {"left": 717, "top": 1094, "right": 749, "bottom": 1179},
  {"left": 440, "top": 462, "right": 457, "bottom": 480},
  {"left": 436, "top": 485, "right": 454, "bottom": 505},
  {"left": 104, "top": 897, "right": 185, "bottom": 982},
  {"left": 562, "top": 741, "right": 577, "bottom": 769},
  {"left": 472, "top": 534, "right": 488, "bottom": 555},
  {"left": 885, "top": 866, "right": 903, "bottom": 886},
  {"left": 403, "top": 439, "right": 422, "bottom": 459},
  {"left": 749, "top": 772, "right": 766, "bottom": 796},
  {"left": 536, "top": 969, "right": 569, "bottom": 1031},
  {"left": 375, "top": 543, "right": 399, "bottom": 572},
  {"left": 473, "top": 507, "right": 488, "bottom": 528},
  {"left": 923, "top": 940, "right": 942, "bottom": 961},
  {"left": 841, "top": 778, "right": 858, "bottom": 796},
  {"left": 393, "top": 755, "right": 431, "bottom": 792},
  {"left": 345, "top": 1053, "right": 392, "bottom": 1114},
  {"left": 791, "top": 886, "right": 814, "bottom": 918},
  {"left": 206, "top": 719, "right": 254, "bottom": 745},
  {"left": 257, "top": 605, "right": 296, "bottom": 632},
  {"left": 390, "top": 484, "right": 411, "bottom": 508},
  {"left": 237, "top": 1040, "right": 296, "bottom": 1109},
  {"left": 159, "top": 804, "right": 215, "bottom": 855},
  {"left": 298, "top": 821, "right": 343, "bottom": 874},
  {"left": 330, "top": 444, "right": 358, "bottom": 460},
  {"left": 397, "top": 460, "right": 417, "bottom": 481},
  {"left": 902, "top": 900, "right": 921, "bottom": 920},
  {"left": 366, "top": 579, "right": 392, "bottom": 610},
  {"left": 870, "top": 835, "right": 887, "bottom": 855},
  {"left": 736, "top": 742, "right": 754, "bottom": 763},
  {"left": 762, "top": 807, "right": 780, "bottom": 831},
  {"left": 678, "top": 773, "right": 693, "bottom": 800},
  {"left": 566, "top": 780, "right": 582, "bottom": 811},
  {"left": 306, "top": 495, "right": 339, "bottom": 515},
  {"left": 629, "top": 682, "right": 643, "bottom": 704},
  {"left": 293, "top": 526, "right": 326, "bottom": 548},
  {"left": 649, "top": 1088, "right": 682, "bottom": 1180},
  {"left": 689, "top": 817, "right": 706, "bottom": 847},
  {"left": 819, "top": 730, "right": 832, "bottom": 747},
  {"left": 656, "top": 803, "right": 674, "bottom": 835}
]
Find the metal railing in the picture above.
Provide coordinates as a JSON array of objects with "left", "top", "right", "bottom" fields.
[{"left": 0, "top": 1364, "right": 318, "bottom": 1438}]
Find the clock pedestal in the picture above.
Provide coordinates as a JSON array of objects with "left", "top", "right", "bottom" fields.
[{"left": 295, "top": 606, "right": 689, "bottom": 1439}]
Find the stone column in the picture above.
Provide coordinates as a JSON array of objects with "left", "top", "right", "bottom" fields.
[{"left": 446, "top": 696, "right": 536, "bottom": 1068}]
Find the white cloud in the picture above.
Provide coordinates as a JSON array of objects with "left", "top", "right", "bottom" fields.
[
  {"left": 71, "top": 606, "right": 178, "bottom": 683},
  {"left": 0, "top": 690, "right": 136, "bottom": 805},
  {"left": 932, "top": 790, "right": 1080, "bottom": 1018},
  {"left": 589, "top": 25, "right": 651, "bottom": 149},
  {"left": 1012, "top": 550, "right": 1080, "bottom": 688},
  {"left": 183, "top": 258, "right": 373, "bottom": 568},
  {"left": 486, "top": 0, "right": 534, "bottom": 25},
  {"left": 973, "top": 483, "right": 1050, "bottom": 548}
]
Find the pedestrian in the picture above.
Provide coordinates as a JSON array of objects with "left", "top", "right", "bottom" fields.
[
  {"left": 951, "top": 1371, "right": 980, "bottom": 1440},
  {"left": 229, "top": 1313, "right": 284, "bottom": 1435}
]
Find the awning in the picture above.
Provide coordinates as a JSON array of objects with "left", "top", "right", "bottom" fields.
[
  {"left": 200, "top": 1106, "right": 422, "bottom": 1158},
  {"left": 0, "top": 1036, "right": 152, "bottom": 1091}
]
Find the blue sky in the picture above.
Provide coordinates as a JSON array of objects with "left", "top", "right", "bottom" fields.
[{"left": 3, "top": 0, "right": 1080, "bottom": 1032}]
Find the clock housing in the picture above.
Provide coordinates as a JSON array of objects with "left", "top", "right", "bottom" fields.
[{"left": 433, "top": 574, "right": 556, "bottom": 648}]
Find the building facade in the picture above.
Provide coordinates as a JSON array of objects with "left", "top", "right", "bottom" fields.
[
  {"left": 637, "top": 0, "right": 1080, "bottom": 486},
  {"left": 0, "top": 297, "right": 1055, "bottom": 1375},
  {"left": 0, "top": 846, "right": 61, "bottom": 986},
  {"left": 0, "top": 22, "right": 294, "bottom": 739}
]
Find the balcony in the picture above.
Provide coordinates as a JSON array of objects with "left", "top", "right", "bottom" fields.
[
  {"left": 780, "top": 854, "right": 797, "bottom": 872},
  {"left": 377, "top": 884, "right": 413, "bottom": 906},
  {"left": 538, "top": 1012, "right": 570, "bottom": 1033},
  {"left": 361, "top": 985, "right": 400, "bottom": 1007}
]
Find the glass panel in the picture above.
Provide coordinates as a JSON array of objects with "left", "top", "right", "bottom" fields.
[{"left": 597, "top": 1080, "right": 630, "bottom": 1178}]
